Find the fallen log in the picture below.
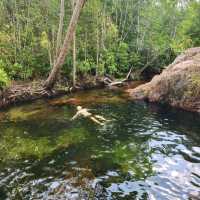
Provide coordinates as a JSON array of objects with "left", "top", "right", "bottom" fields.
[{"left": 104, "top": 67, "right": 133, "bottom": 87}]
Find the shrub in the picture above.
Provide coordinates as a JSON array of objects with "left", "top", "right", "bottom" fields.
[{"left": 0, "top": 68, "right": 9, "bottom": 89}]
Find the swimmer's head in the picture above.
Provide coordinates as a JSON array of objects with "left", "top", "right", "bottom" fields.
[{"left": 77, "top": 106, "right": 82, "bottom": 111}]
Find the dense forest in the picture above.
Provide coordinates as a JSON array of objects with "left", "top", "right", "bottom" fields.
[{"left": 0, "top": 0, "right": 200, "bottom": 88}]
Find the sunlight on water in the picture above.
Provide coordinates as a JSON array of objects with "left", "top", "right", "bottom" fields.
[{"left": 0, "top": 88, "right": 199, "bottom": 199}]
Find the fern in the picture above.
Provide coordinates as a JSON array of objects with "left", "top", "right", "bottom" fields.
[{"left": 0, "top": 67, "right": 10, "bottom": 89}]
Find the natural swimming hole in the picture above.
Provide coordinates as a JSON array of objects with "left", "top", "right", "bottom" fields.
[{"left": 0, "top": 88, "right": 199, "bottom": 199}]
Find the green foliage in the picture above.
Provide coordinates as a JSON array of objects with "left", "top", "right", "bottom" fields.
[
  {"left": 171, "top": 37, "right": 193, "bottom": 54},
  {"left": 9, "top": 63, "right": 23, "bottom": 78},
  {"left": 129, "top": 52, "right": 143, "bottom": 69},
  {"left": 191, "top": 74, "right": 200, "bottom": 87},
  {"left": 103, "top": 50, "right": 117, "bottom": 74},
  {"left": 0, "top": 68, "right": 9, "bottom": 89},
  {"left": 185, "top": 74, "right": 200, "bottom": 98},
  {"left": 172, "top": 1, "right": 200, "bottom": 53},
  {"left": 0, "top": 0, "right": 199, "bottom": 81},
  {"left": 116, "top": 42, "right": 129, "bottom": 73},
  {"left": 3, "top": 61, "right": 33, "bottom": 80},
  {"left": 78, "top": 59, "right": 96, "bottom": 74},
  {"left": 0, "top": 60, "right": 10, "bottom": 88},
  {"left": 40, "top": 31, "right": 50, "bottom": 49}
]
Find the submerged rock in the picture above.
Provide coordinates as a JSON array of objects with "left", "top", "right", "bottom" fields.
[{"left": 128, "top": 47, "right": 200, "bottom": 112}]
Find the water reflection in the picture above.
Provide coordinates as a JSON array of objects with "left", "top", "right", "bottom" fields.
[{"left": 0, "top": 89, "right": 199, "bottom": 199}]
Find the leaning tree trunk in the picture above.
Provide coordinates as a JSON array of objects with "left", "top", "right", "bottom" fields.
[
  {"left": 55, "top": 0, "right": 65, "bottom": 61},
  {"left": 44, "top": 0, "right": 86, "bottom": 89},
  {"left": 72, "top": 0, "right": 77, "bottom": 87}
]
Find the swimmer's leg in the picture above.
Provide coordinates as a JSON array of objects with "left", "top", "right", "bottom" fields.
[
  {"left": 90, "top": 117, "right": 104, "bottom": 125},
  {"left": 94, "top": 115, "right": 107, "bottom": 121},
  {"left": 95, "top": 115, "right": 111, "bottom": 122}
]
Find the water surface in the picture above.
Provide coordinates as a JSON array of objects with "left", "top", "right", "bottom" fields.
[{"left": 0, "top": 88, "right": 199, "bottom": 199}]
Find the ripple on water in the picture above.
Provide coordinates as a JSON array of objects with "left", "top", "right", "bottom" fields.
[{"left": 0, "top": 88, "right": 199, "bottom": 199}]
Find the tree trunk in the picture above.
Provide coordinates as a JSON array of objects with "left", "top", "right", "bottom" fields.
[
  {"left": 72, "top": 0, "right": 77, "bottom": 87},
  {"left": 84, "top": 29, "right": 87, "bottom": 61},
  {"left": 72, "top": 32, "right": 76, "bottom": 86},
  {"left": 55, "top": 0, "right": 65, "bottom": 61},
  {"left": 44, "top": 0, "right": 86, "bottom": 89},
  {"left": 96, "top": 17, "right": 99, "bottom": 77}
]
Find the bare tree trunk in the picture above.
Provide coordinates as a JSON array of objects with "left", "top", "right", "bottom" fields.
[
  {"left": 120, "top": 0, "right": 128, "bottom": 41},
  {"left": 72, "top": 0, "right": 77, "bottom": 86},
  {"left": 51, "top": 27, "right": 56, "bottom": 65},
  {"left": 101, "top": 1, "right": 106, "bottom": 50},
  {"left": 44, "top": 0, "right": 86, "bottom": 89},
  {"left": 136, "top": 2, "right": 140, "bottom": 52},
  {"left": 48, "top": 42, "right": 53, "bottom": 67},
  {"left": 96, "top": 16, "right": 99, "bottom": 77},
  {"left": 118, "top": 0, "right": 123, "bottom": 32},
  {"left": 72, "top": 32, "right": 76, "bottom": 86},
  {"left": 55, "top": 0, "right": 65, "bottom": 61},
  {"left": 84, "top": 29, "right": 87, "bottom": 61}
]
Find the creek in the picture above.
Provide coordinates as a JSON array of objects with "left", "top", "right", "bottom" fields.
[{"left": 0, "top": 87, "right": 199, "bottom": 199}]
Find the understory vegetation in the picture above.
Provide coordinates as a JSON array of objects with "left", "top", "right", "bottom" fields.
[{"left": 0, "top": 0, "right": 200, "bottom": 88}]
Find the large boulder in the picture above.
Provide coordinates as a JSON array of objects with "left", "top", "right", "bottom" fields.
[{"left": 128, "top": 47, "right": 200, "bottom": 112}]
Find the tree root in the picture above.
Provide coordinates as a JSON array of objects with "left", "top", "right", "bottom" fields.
[
  {"left": 0, "top": 77, "right": 107, "bottom": 109},
  {"left": 0, "top": 81, "right": 68, "bottom": 109}
]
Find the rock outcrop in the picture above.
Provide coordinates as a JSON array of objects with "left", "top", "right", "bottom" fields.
[{"left": 128, "top": 47, "right": 200, "bottom": 112}]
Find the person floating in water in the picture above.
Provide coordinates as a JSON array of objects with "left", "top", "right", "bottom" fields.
[{"left": 71, "top": 106, "right": 108, "bottom": 125}]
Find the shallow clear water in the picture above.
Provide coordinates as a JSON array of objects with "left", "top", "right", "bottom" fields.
[{"left": 0, "top": 88, "right": 200, "bottom": 200}]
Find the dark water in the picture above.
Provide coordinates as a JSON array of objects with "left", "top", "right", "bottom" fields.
[{"left": 0, "top": 88, "right": 200, "bottom": 200}]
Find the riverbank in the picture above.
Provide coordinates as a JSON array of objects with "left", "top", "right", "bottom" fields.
[
  {"left": 0, "top": 77, "right": 106, "bottom": 109},
  {"left": 0, "top": 75, "right": 140, "bottom": 109}
]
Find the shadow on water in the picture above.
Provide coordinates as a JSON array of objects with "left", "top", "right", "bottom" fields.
[{"left": 0, "top": 88, "right": 199, "bottom": 199}]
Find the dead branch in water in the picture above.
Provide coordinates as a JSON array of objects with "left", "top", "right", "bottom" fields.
[{"left": 104, "top": 67, "right": 133, "bottom": 87}]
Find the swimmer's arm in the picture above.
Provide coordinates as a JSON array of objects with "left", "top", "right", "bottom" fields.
[{"left": 71, "top": 112, "right": 81, "bottom": 120}]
